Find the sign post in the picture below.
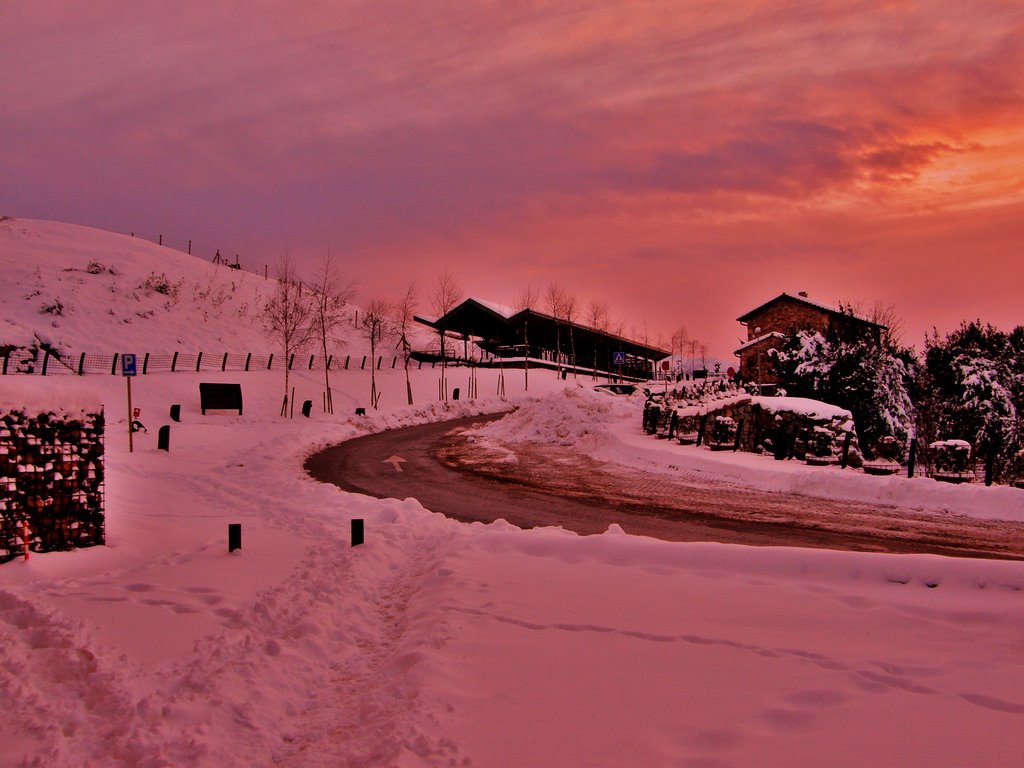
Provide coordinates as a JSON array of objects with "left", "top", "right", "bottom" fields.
[
  {"left": 613, "top": 351, "right": 625, "bottom": 382},
  {"left": 122, "top": 353, "right": 137, "bottom": 453}
]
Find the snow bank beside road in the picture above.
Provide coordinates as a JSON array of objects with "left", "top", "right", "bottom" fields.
[{"left": 476, "top": 387, "right": 1024, "bottom": 522}]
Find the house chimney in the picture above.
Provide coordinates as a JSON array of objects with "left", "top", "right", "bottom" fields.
[{"left": 798, "top": 291, "right": 808, "bottom": 298}]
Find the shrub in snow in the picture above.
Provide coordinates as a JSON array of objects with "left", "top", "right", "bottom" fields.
[
  {"left": 774, "top": 328, "right": 914, "bottom": 459},
  {"left": 930, "top": 439, "right": 972, "bottom": 478},
  {"left": 138, "top": 271, "right": 181, "bottom": 299},
  {"left": 710, "top": 416, "right": 737, "bottom": 445},
  {"left": 920, "top": 321, "right": 1022, "bottom": 483}
]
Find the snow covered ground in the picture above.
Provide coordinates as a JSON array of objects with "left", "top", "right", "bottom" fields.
[{"left": 3, "top": 220, "right": 1024, "bottom": 767}]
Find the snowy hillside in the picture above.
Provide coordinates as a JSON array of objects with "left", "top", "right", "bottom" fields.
[{"left": 2, "top": 220, "right": 1024, "bottom": 767}]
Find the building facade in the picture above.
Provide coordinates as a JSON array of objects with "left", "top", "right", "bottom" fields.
[{"left": 734, "top": 292, "right": 885, "bottom": 392}]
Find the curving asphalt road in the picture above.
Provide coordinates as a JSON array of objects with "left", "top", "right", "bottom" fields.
[{"left": 305, "top": 412, "right": 1024, "bottom": 559}]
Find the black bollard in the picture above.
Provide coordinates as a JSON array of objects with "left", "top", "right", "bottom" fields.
[
  {"left": 158, "top": 425, "right": 170, "bottom": 452},
  {"left": 170, "top": 404, "right": 181, "bottom": 422},
  {"left": 453, "top": 388, "right": 460, "bottom": 401},
  {"left": 301, "top": 399, "right": 313, "bottom": 418},
  {"left": 351, "top": 519, "right": 364, "bottom": 547},
  {"left": 228, "top": 523, "right": 241, "bottom": 553},
  {"left": 840, "top": 431, "right": 852, "bottom": 469},
  {"left": 355, "top": 407, "right": 366, "bottom": 416}
]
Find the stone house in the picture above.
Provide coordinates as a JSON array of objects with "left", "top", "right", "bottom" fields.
[{"left": 734, "top": 292, "right": 885, "bottom": 392}]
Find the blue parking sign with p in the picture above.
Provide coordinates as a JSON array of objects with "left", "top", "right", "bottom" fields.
[{"left": 122, "top": 353, "right": 137, "bottom": 377}]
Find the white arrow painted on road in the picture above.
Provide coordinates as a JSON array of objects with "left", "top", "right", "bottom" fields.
[{"left": 383, "top": 455, "right": 407, "bottom": 472}]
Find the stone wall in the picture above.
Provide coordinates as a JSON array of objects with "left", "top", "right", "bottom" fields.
[
  {"left": 1, "top": 407, "right": 105, "bottom": 563},
  {"left": 677, "top": 398, "right": 861, "bottom": 464}
]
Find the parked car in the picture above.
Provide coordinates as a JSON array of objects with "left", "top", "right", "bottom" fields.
[{"left": 593, "top": 383, "right": 641, "bottom": 397}]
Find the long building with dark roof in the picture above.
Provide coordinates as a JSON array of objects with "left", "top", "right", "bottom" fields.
[{"left": 415, "top": 298, "right": 669, "bottom": 381}]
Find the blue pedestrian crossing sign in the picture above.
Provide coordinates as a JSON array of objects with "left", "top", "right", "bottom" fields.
[
  {"left": 122, "top": 354, "right": 138, "bottom": 377},
  {"left": 612, "top": 351, "right": 626, "bottom": 366}
]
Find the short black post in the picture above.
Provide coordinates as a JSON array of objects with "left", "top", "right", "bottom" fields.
[
  {"left": 41, "top": 348, "right": 50, "bottom": 376},
  {"left": 907, "top": 438, "right": 917, "bottom": 478},
  {"left": 170, "top": 404, "right": 181, "bottom": 422},
  {"left": 171, "top": 351, "right": 178, "bottom": 372},
  {"left": 143, "top": 352, "right": 150, "bottom": 374},
  {"left": 985, "top": 445, "right": 997, "bottom": 487},
  {"left": 111, "top": 353, "right": 119, "bottom": 375},
  {"left": 222, "top": 352, "right": 229, "bottom": 371},
  {"left": 351, "top": 519, "right": 364, "bottom": 547},
  {"left": 228, "top": 523, "right": 241, "bottom": 553},
  {"left": 361, "top": 356, "right": 366, "bottom": 370},
  {"left": 245, "top": 352, "right": 252, "bottom": 371},
  {"left": 158, "top": 425, "right": 170, "bottom": 452},
  {"left": 309, "top": 354, "right": 315, "bottom": 370},
  {"left": 840, "top": 431, "right": 852, "bottom": 469},
  {"left": 195, "top": 352, "right": 203, "bottom": 372},
  {"left": 78, "top": 352, "right": 86, "bottom": 375},
  {"left": 453, "top": 387, "right": 460, "bottom": 401},
  {"left": 301, "top": 400, "right": 313, "bottom": 418}
]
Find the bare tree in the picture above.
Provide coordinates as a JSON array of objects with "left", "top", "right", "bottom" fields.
[
  {"left": 515, "top": 284, "right": 540, "bottom": 391},
  {"left": 869, "top": 301, "right": 905, "bottom": 347},
  {"left": 587, "top": 300, "right": 610, "bottom": 376},
  {"left": 671, "top": 326, "right": 689, "bottom": 379},
  {"left": 394, "top": 282, "right": 418, "bottom": 405},
  {"left": 431, "top": 268, "right": 462, "bottom": 401},
  {"left": 263, "top": 254, "right": 314, "bottom": 416},
  {"left": 545, "top": 282, "right": 567, "bottom": 376},
  {"left": 311, "top": 250, "right": 355, "bottom": 414},
  {"left": 563, "top": 291, "right": 578, "bottom": 379},
  {"left": 360, "top": 298, "right": 392, "bottom": 410}
]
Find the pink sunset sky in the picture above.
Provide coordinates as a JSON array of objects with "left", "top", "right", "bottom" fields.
[{"left": 2, "top": 0, "right": 1022, "bottom": 360}]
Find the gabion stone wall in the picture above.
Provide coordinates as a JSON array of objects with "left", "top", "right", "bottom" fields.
[{"left": 1, "top": 408, "right": 105, "bottom": 563}]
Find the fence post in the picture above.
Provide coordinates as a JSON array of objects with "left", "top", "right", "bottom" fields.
[
  {"left": 377, "top": 356, "right": 382, "bottom": 370},
  {"left": 41, "top": 348, "right": 50, "bottom": 376},
  {"left": 308, "top": 354, "right": 314, "bottom": 370},
  {"left": 985, "top": 445, "right": 997, "bottom": 487},
  {"left": 288, "top": 354, "right": 294, "bottom": 370},
  {"left": 143, "top": 352, "right": 150, "bottom": 374},
  {"left": 111, "top": 353, "right": 119, "bottom": 376},
  {"left": 222, "top": 352, "right": 229, "bottom": 372},
  {"left": 245, "top": 352, "right": 252, "bottom": 371},
  {"left": 171, "top": 351, "right": 178, "bottom": 372},
  {"left": 188, "top": 239, "right": 192, "bottom": 255},
  {"left": 392, "top": 356, "right": 397, "bottom": 369},
  {"left": 345, "top": 355, "right": 350, "bottom": 370},
  {"left": 159, "top": 234, "right": 162, "bottom": 246},
  {"left": 195, "top": 352, "right": 203, "bottom": 372},
  {"left": 361, "top": 356, "right": 366, "bottom": 370},
  {"left": 1, "top": 348, "right": 7, "bottom": 375},
  {"left": 907, "top": 438, "right": 917, "bottom": 479},
  {"left": 78, "top": 352, "right": 86, "bottom": 376},
  {"left": 326, "top": 355, "right": 332, "bottom": 370},
  {"left": 267, "top": 353, "right": 274, "bottom": 370}
]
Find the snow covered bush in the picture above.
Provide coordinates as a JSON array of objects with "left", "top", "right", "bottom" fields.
[
  {"left": 919, "top": 321, "right": 1023, "bottom": 483},
  {"left": 710, "top": 415, "right": 737, "bottom": 446},
  {"left": 774, "top": 328, "right": 914, "bottom": 458}
]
